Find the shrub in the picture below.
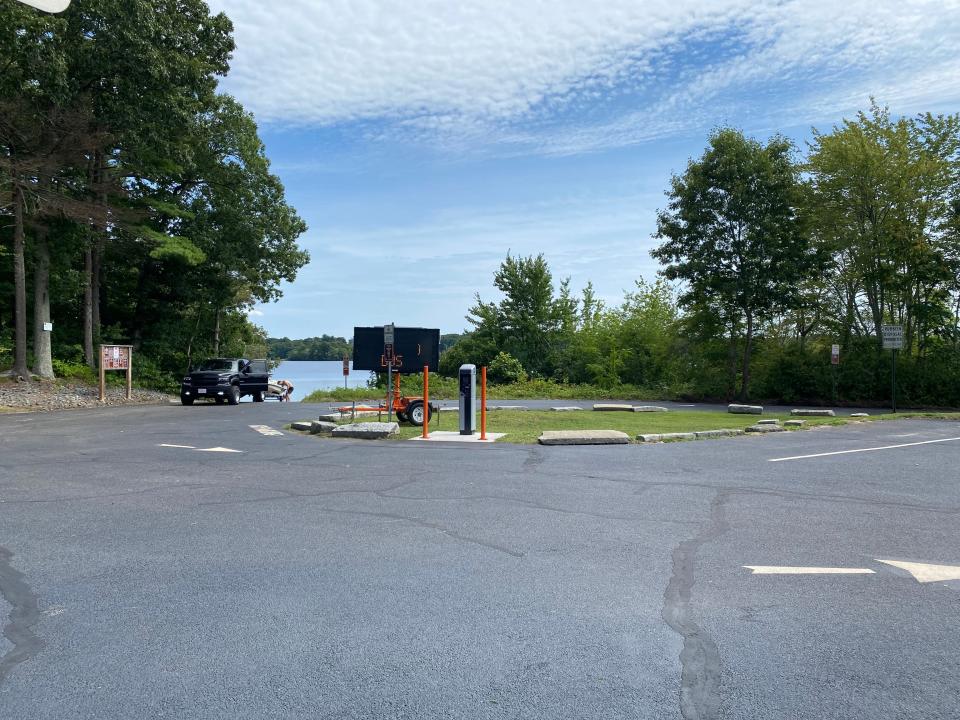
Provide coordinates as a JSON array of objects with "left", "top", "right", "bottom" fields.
[{"left": 487, "top": 352, "right": 527, "bottom": 383}]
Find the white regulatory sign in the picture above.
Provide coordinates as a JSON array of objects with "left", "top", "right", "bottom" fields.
[
  {"left": 881, "top": 324, "right": 903, "bottom": 350},
  {"left": 384, "top": 323, "right": 395, "bottom": 345}
]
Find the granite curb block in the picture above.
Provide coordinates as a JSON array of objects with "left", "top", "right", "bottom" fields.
[
  {"left": 291, "top": 421, "right": 313, "bottom": 432},
  {"left": 784, "top": 419, "right": 806, "bottom": 427},
  {"left": 486, "top": 405, "right": 528, "bottom": 411},
  {"left": 728, "top": 404, "right": 763, "bottom": 414},
  {"left": 791, "top": 408, "right": 836, "bottom": 417},
  {"left": 660, "top": 432, "right": 696, "bottom": 441},
  {"left": 538, "top": 430, "right": 630, "bottom": 445},
  {"left": 756, "top": 418, "right": 780, "bottom": 426},
  {"left": 633, "top": 406, "right": 669, "bottom": 413},
  {"left": 746, "top": 424, "right": 787, "bottom": 433},
  {"left": 592, "top": 404, "right": 635, "bottom": 412},
  {"left": 550, "top": 406, "right": 585, "bottom": 412},
  {"left": 331, "top": 422, "right": 400, "bottom": 439},
  {"left": 850, "top": 413, "right": 870, "bottom": 418},
  {"left": 310, "top": 421, "right": 337, "bottom": 434},
  {"left": 637, "top": 433, "right": 663, "bottom": 443},
  {"left": 694, "top": 428, "right": 745, "bottom": 439}
]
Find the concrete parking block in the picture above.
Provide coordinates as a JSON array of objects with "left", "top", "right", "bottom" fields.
[
  {"left": 728, "top": 404, "right": 763, "bottom": 414},
  {"left": 331, "top": 422, "right": 399, "bottom": 439},
  {"left": 291, "top": 421, "right": 313, "bottom": 432},
  {"left": 756, "top": 418, "right": 780, "bottom": 426},
  {"left": 310, "top": 421, "right": 337, "bottom": 434},
  {"left": 637, "top": 433, "right": 663, "bottom": 443},
  {"left": 784, "top": 419, "right": 806, "bottom": 427},
  {"left": 538, "top": 430, "right": 630, "bottom": 445},
  {"left": 851, "top": 412, "right": 870, "bottom": 418},
  {"left": 550, "top": 406, "right": 585, "bottom": 412},
  {"left": 633, "top": 406, "right": 669, "bottom": 412},
  {"left": 746, "top": 424, "right": 786, "bottom": 433},
  {"left": 791, "top": 408, "right": 836, "bottom": 417},
  {"left": 660, "top": 432, "right": 696, "bottom": 441},
  {"left": 592, "top": 404, "right": 635, "bottom": 412}
]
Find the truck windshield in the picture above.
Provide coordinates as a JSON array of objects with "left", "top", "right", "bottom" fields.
[{"left": 196, "top": 359, "right": 235, "bottom": 371}]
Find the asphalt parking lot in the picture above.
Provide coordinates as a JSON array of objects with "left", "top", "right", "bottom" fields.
[{"left": 1, "top": 404, "right": 958, "bottom": 719}]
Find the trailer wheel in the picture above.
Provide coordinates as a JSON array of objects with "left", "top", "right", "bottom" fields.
[
  {"left": 395, "top": 410, "right": 408, "bottom": 423},
  {"left": 406, "top": 401, "right": 432, "bottom": 427}
]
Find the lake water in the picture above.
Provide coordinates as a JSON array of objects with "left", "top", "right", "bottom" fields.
[{"left": 272, "top": 360, "right": 372, "bottom": 402}]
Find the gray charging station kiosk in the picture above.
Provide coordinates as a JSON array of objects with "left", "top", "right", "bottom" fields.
[{"left": 458, "top": 364, "right": 477, "bottom": 435}]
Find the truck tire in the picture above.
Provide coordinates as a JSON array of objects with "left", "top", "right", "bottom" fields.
[
  {"left": 228, "top": 385, "right": 240, "bottom": 405},
  {"left": 406, "top": 401, "right": 432, "bottom": 427},
  {"left": 181, "top": 397, "right": 194, "bottom": 406},
  {"left": 253, "top": 391, "right": 264, "bottom": 403}
]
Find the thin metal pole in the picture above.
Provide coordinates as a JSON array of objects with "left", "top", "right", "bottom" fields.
[
  {"left": 480, "top": 366, "right": 487, "bottom": 440},
  {"left": 387, "top": 361, "right": 393, "bottom": 422},
  {"left": 422, "top": 365, "right": 429, "bottom": 439},
  {"left": 98, "top": 345, "right": 105, "bottom": 402},
  {"left": 892, "top": 349, "right": 897, "bottom": 414}
]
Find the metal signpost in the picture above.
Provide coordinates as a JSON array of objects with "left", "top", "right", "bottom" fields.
[
  {"left": 384, "top": 324, "right": 395, "bottom": 421},
  {"left": 831, "top": 344, "right": 840, "bottom": 405},
  {"left": 99, "top": 344, "right": 133, "bottom": 402},
  {"left": 882, "top": 325, "right": 903, "bottom": 413},
  {"left": 342, "top": 356, "right": 350, "bottom": 389}
]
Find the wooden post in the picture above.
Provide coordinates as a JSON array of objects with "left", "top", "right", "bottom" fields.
[
  {"left": 98, "top": 345, "right": 105, "bottom": 402},
  {"left": 422, "top": 365, "right": 429, "bottom": 439},
  {"left": 480, "top": 366, "right": 487, "bottom": 440}
]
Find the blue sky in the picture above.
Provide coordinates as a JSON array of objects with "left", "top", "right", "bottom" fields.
[{"left": 206, "top": 0, "right": 960, "bottom": 339}]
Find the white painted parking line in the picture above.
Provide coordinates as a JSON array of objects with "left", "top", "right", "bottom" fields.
[
  {"left": 159, "top": 444, "right": 197, "bottom": 449},
  {"left": 876, "top": 559, "right": 960, "bottom": 583},
  {"left": 769, "top": 436, "right": 960, "bottom": 462},
  {"left": 249, "top": 424, "right": 283, "bottom": 437},
  {"left": 196, "top": 447, "right": 244, "bottom": 453},
  {"left": 745, "top": 566, "right": 875, "bottom": 575}
]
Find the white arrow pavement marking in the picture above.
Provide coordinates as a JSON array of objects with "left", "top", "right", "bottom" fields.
[
  {"left": 768, "top": 436, "right": 960, "bottom": 462},
  {"left": 876, "top": 559, "right": 960, "bottom": 583},
  {"left": 249, "top": 425, "right": 283, "bottom": 436},
  {"left": 159, "top": 444, "right": 197, "bottom": 449},
  {"left": 745, "top": 566, "right": 875, "bottom": 575},
  {"left": 196, "top": 447, "right": 244, "bottom": 453}
]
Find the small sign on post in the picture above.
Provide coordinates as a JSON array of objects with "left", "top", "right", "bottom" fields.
[
  {"left": 831, "top": 344, "right": 840, "bottom": 365},
  {"left": 881, "top": 325, "right": 903, "bottom": 412},
  {"left": 99, "top": 345, "right": 133, "bottom": 402},
  {"left": 882, "top": 325, "right": 903, "bottom": 350},
  {"left": 342, "top": 356, "right": 350, "bottom": 389}
]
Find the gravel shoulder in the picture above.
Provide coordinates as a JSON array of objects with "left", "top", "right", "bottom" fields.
[{"left": 0, "top": 378, "right": 173, "bottom": 412}]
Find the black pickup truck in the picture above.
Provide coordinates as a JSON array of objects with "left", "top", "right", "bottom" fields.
[{"left": 180, "top": 358, "right": 270, "bottom": 406}]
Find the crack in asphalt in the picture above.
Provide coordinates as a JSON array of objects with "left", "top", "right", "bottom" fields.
[
  {"left": 0, "top": 546, "right": 44, "bottom": 686},
  {"left": 662, "top": 490, "right": 729, "bottom": 720},
  {"left": 315, "top": 506, "right": 525, "bottom": 558}
]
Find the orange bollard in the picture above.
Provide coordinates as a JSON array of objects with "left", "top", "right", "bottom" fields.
[
  {"left": 480, "top": 366, "right": 487, "bottom": 440},
  {"left": 422, "top": 365, "right": 430, "bottom": 439}
]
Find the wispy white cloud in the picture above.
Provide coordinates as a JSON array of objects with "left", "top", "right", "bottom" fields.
[{"left": 210, "top": 0, "right": 960, "bottom": 154}]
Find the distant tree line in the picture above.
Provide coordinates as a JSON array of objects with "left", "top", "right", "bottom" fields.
[
  {"left": 442, "top": 105, "right": 960, "bottom": 406},
  {"left": 268, "top": 336, "right": 352, "bottom": 361},
  {"left": 1, "top": 1, "right": 308, "bottom": 387}
]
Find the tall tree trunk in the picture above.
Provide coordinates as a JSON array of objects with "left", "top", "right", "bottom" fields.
[
  {"left": 10, "top": 184, "right": 31, "bottom": 380},
  {"left": 83, "top": 243, "right": 95, "bottom": 368},
  {"left": 32, "top": 228, "right": 54, "bottom": 379},
  {"left": 213, "top": 306, "right": 221, "bottom": 356},
  {"left": 739, "top": 311, "right": 754, "bottom": 400},
  {"left": 91, "top": 238, "right": 103, "bottom": 345}
]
